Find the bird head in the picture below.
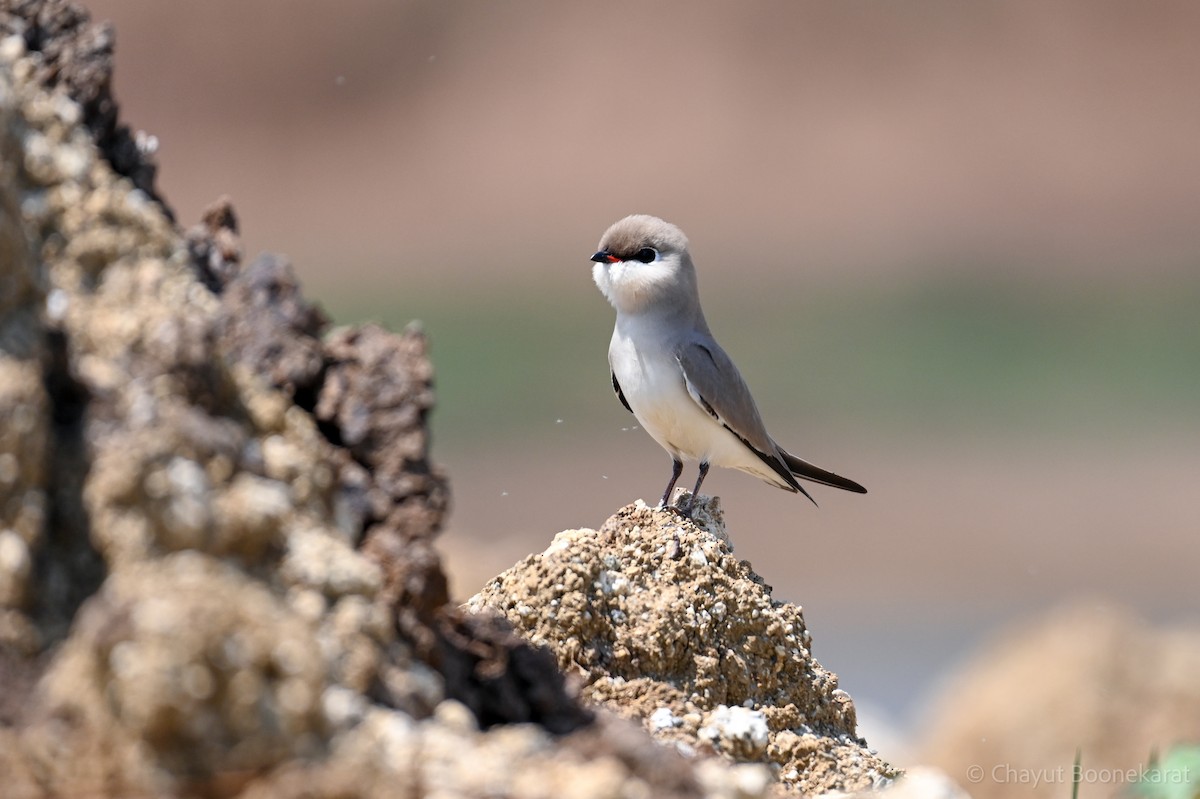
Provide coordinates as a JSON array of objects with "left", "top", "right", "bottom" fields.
[{"left": 590, "top": 214, "right": 698, "bottom": 315}]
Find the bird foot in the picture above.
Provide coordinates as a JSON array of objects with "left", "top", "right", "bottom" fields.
[
  {"left": 663, "top": 490, "right": 696, "bottom": 518},
  {"left": 664, "top": 504, "right": 692, "bottom": 519}
]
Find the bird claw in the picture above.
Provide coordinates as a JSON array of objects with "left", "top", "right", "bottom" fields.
[{"left": 663, "top": 493, "right": 695, "bottom": 518}]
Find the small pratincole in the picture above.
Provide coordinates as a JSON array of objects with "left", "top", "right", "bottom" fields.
[{"left": 589, "top": 214, "right": 867, "bottom": 513}]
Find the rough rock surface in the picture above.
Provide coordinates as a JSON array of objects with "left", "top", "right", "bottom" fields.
[
  {"left": 470, "top": 496, "right": 899, "bottom": 796},
  {"left": 0, "top": 2, "right": 833, "bottom": 797},
  {"left": 919, "top": 601, "right": 1200, "bottom": 799},
  {"left": 0, "top": 0, "right": 166, "bottom": 209}
]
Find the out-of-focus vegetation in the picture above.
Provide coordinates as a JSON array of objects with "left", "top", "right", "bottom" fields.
[{"left": 325, "top": 276, "right": 1200, "bottom": 448}]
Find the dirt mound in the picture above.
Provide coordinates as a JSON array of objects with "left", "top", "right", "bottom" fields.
[{"left": 471, "top": 496, "right": 898, "bottom": 796}]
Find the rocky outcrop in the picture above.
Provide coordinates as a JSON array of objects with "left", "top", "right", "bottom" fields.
[
  {"left": 0, "top": 1, "right": 897, "bottom": 796},
  {"left": 0, "top": 2, "right": 595, "bottom": 794},
  {"left": 471, "top": 497, "right": 898, "bottom": 796}
]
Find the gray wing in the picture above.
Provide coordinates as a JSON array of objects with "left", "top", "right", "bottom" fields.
[
  {"left": 676, "top": 338, "right": 804, "bottom": 493},
  {"left": 678, "top": 338, "right": 868, "bottom": 497},
  {"left": 676, "top": 338, "right": 774, "bottom": 454}
]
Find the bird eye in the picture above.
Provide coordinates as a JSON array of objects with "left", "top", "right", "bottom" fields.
[{"left": 634, "top": 247, "right": 658, "bottom": 263}]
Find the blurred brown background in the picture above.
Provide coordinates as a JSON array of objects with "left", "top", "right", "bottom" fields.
[{"left": 86, "top": 0, "right": 1199, "bottom": 779}]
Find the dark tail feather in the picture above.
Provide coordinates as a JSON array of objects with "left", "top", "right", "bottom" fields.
[{"left": 781, "top": 450, "right": 867, "bottom": 494}]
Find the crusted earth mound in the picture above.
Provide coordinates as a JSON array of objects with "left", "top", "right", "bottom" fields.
[{"left": 470, "top": 496, "right": 899, "bottom": 796}]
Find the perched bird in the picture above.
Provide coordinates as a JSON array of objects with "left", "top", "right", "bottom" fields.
[{"left": 590, "top": 214, "right": 866, "bottom": 512}]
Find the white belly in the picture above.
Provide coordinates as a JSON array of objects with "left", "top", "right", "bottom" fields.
[{"left": 609, "top": 326, "right": 788, "bottom": 486}]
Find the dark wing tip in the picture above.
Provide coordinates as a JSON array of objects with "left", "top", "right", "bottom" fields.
[
  {"left": 611, "top": 372, "right": 633, "bottom": 414},
  {"left": 780, "top": 450, "right": 867, "bottom": 494},
  {"left": 831, "top": 473, "right": 868, "bottom": 494}
]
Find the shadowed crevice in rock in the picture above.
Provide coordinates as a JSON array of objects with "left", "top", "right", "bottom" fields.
[
  {"left": 0, "top": 146, "right": 103, "bottom": 654},
  {"left": 32, "top": 327, "right": 105, "bottom": 644},
  {"left": 429, "top": 608, "right": 593, "bottom": 734}
]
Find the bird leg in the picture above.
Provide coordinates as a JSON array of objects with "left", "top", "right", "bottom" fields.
[
  {"left": 677, "top": 461, "right": 710, "bottom": 515},
  {"left": 658, "top": 459, "right": 684, "bottom": 508}
]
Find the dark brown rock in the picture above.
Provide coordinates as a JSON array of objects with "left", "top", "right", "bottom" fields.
[
  {"left": 186, "top": 196, "right": 242, "bottom": 293},
  {"left": 316, "top": 322, "right": 448, "bottom": 542},
  {"left": 217, "top": 252, "right": 330, "bottom": 405}
]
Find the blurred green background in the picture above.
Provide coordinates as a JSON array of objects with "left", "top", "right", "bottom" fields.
[
  {"left": 327, "top": 279, "right": 1200, "bottom": 444},
  {"left": 88, "top": 0, "right": 1200, "bottom": 749}
]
